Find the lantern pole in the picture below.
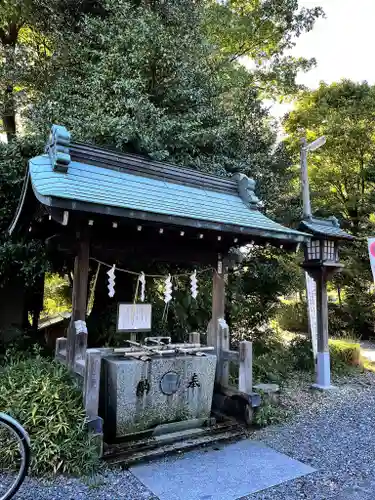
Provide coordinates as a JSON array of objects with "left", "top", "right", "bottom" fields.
[
  {"left": 300, "top": 135, "right": 326, "bottom": 218},
  {"left": 300, "top": 137, "right": 312, "bottom": 218},
  {"left": 300, "top": 135, "right": 333, "bottom": 389}
]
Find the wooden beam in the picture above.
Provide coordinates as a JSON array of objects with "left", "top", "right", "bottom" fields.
[{"left": 66, "top": 229, "right": 90, "bottom": 368}]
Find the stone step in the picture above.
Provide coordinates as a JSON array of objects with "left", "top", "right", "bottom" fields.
[
  {"left": 104, "top": 420, "right": 247, "bottom": 467},
  {"left": 105, "top": 429, "right": 247, "bottom": 467}
]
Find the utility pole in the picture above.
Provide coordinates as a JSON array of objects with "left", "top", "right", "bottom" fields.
[
  {"left": 300, "top": 135, "right": 326, "bottom": 219},
  {"left": 300, "top": 137, "right": 312, "bottom": 218},
  {"left": 300, "top": 135, "right": 326, "bottom": 376}
]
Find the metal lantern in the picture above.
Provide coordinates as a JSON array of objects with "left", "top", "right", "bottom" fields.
[
  {"left": 300, "top": 216, "right": 353, "bottom": 272},
  {"left": 299, "top": 215, "right": 354, "bottom": 391},
  {"left": 304, "top": 237, "right": 339, "bottom": 264}
]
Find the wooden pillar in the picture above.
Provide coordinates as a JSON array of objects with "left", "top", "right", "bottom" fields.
[
  {"left": 66, "top": 229, "right": 90, "bottom": 368},
  {"left": 316, "top": 273, "right": 329, "bottom": 353},
  {"left": 314, "top": 270, "right": 331, "bottom": 388},
  {"left": 208, "top": 256, "right": 230, "bottom": 386},
  {"left": 208, "top": 258, "right": 226, "bottom": 349}
]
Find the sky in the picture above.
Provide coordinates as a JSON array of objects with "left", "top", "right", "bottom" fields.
[{"left": 270, "top": 0, "right": 375, "bottom": 118}]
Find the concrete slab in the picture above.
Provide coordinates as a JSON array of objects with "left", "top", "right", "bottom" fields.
[{"left": 130, "top": 439, "right": 316, "bottom": 500}]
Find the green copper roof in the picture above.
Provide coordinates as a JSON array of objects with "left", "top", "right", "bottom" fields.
[
  {"left": 13, "top": 125, "right": 310, "bottom": 244},
  {"left": 300, "top": 216, "right": 353, "bottom": 240}
]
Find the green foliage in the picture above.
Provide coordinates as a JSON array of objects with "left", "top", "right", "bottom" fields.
[
  {"left": 254, "top": 398, "right": 289, "bottom": 427},
  {"left": 329, "top": 339, "right": 362, "bottom": 372},
  {"left": 0, "top": 138, "right": 48, "bottom": 293},
  {"left": 229, "top": 246, "right": 303, "bottom": 338},
  {"left": 148, "top": 274, "right": 213, "bottom": 342},
  {"left": 251, "top": 332, "right": 291, "bottom": 384},
  {"left": 289, "top": 336, "right": 314, "bottom": 371},
  {"left": 0, "top": 139, "right": 38, "bottom": 231},
  {"left": 284, "top": 80, "right": 375, "bottom": 231},
  {"left": 204, "top": 0, "right": 323, "bottom": 97},
  {"left": 284, "top": 80, "right": 375, "bottom": 339},
  {"left": 251, "top": 333, "right": 363, "bottom": 384},
  {"left": 42, "top": 273, "right": 71, "bottom": 319},
  {"left": 276, "top": 300, "right": 308, "bottom": 333},
  {"left": 31, "top": 0, "right": 268, "bottom": 173},
  {"left": 0, "top": 350, "right": 99, "bottom": 475},
  {"left": 0, "top": 239, "right": 48, "bottom": 289},
  {"left": 0, "top": 0, "right": 103, "bottom": 138}
]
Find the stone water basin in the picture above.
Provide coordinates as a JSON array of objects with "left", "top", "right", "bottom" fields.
[{"left": 100, "top": 353, "right": 217, "bottom": 441}]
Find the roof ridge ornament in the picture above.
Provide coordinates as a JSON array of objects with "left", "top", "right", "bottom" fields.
[
  {"left": 45, "top": 124, "right": 71, "bottom": 173},
  {"left": 232, "top": 173, "right": 260, "bottom": 208}
]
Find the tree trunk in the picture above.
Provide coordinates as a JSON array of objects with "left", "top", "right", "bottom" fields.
[
  {"left": 2, "top": 89, "right": 16, "bottom": 142},
  {"left": 337, "top": 285, "right": 342, "bottom": 307},
  {"left": 1, "top": 23, "right": 19, "bottom": 141}
]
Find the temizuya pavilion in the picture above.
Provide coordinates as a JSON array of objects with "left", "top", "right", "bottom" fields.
[{"left": 9, "top": 125, "right": 310, "bottom": 456}]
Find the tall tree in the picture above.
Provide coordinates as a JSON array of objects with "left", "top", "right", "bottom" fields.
[
  {"left": 0, "top": 0, "right": 103, "bottom": 141},
  {"left": 284, "top": 80, "right": 375, "bottom": 233},
  {"left": 204, "top": 0, "right": 323, "bottom": 97},
  {"left": 30, "top": 0, "right": 266, "bottom": 171},
  {"left": 284, "top": 80, "right": 375, "bottom": 337},
  {"left": 30, "top": 0, "right": 323, "bottom": 166}
]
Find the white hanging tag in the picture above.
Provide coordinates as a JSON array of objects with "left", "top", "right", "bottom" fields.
[
  {"left": 139, "top": 272, "right": 146, "bottom": 302},
  {"left": 190, "top": 270, "right": 198, "bottom": 299},
  {"left": 107, "top": 264, "right": 116, "bottom": 298},
  {"left": 74, "top": 320, "right": 87, "bottom": 334},
  {"left": 164, "top": 274, "right": 172, "bottom": 303}
]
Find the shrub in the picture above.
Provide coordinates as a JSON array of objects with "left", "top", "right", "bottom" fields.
[
  {"left": 252, "top": 335, "right": 362, "bottom": 383},
  {"left": 0, "top": 351, "right": 99, "bottom": 476},
  {"left": 254, "top": 399, "right": 289, "bottom": 427},
  {"left": 329, "top": 339, "right": 362, "bottom": 371},
  {"left": 253, "top": 352, "right": 290, "bottom": 384},
  {"left": 289, "top": 336, "right": 315, "bottom": 371},
  {"left": 276, "top": 301, "right": 308, "bottom": 333}
]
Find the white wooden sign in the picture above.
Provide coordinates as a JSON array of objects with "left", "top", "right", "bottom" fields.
[
  {"left": 117, "top": 303, "right": 152, "bottom": 332},
  {"left": 305, "top": 271, "right": 317, "bottom": 363},
  {"left": 368, "top": 238, "right": 375, "bottom": 282}
]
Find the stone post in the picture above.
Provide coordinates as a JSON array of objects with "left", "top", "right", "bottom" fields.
[
  {"left": 189, "top": 332, "right": 200, "bottom": 344},
  {"left": 55, "top": 337, "right": 67, "bottom": 363},
  {"left": 83, "top": 349, "right": 102, "bottom": 420},
  {"left": 239, "top": 340, "right": 252, "bottom": 394}
]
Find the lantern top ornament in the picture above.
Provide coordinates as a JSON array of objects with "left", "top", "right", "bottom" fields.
[{"left": 299, "top": 216, "right": 353, "bottom": 241}]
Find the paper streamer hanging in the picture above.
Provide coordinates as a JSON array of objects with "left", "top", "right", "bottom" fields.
[
  {"left": 164, "top": 274, "right": 172, "bottom": 303},
  {"left": 138, "top": 272, "right": 146, "bottom": 302},
  {"left": 190, "top": 270, "right": 198, "bottom": 299},
  {"left": 107, "top": 264, "right": 116, "bottom": 297}
]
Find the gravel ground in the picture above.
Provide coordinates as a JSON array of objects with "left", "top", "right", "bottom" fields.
[
  {"left": 7, "top": 369, "right": 375, "bottom": 500},
  {"left": 247, "top": 369, "right": 375, "bottom": 500},
  {"left": 8, "top": 469, "right": 157, "bottom": 500}
]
